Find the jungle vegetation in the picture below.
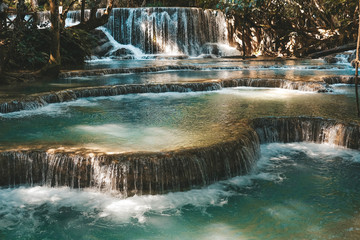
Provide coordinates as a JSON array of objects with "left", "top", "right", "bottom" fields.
[{"left": 0, "top": 0, "right": 358, "bottom": 82}]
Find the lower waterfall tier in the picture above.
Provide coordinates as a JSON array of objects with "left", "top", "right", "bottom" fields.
[
  {"left": 1, "top": 117, "right": 359, "bottom": 196},
  {"left": 0, "top": 126, "right": 259, "bottom": 197}
]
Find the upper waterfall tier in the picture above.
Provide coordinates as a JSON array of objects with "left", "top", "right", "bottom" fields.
[
  {"left": 103, "top": 8, "right": 229, "bottom": 56},
  {"left": 63, "top": 8, "right": 232, "bottom": 57}
]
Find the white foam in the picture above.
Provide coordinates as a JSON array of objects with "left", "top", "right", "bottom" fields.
[
  {"left": 97, "top": 27, "right": 144, "bottom": 59},
  {"left": 1, "top": 143, "right": 359, "bottom": 227},
  {"left": 0, "top": 99, "right": 98, "bottom": 119}
]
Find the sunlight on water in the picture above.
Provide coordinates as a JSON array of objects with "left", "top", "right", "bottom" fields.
[
  {"left": 74, "top": 124, "right": 188, "bottom": 152},
  {"left": 0, "top": 87, "right": 359, "bottom": 152}
]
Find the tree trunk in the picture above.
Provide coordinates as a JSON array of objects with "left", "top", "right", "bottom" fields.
[
  {"left": 141, "top": 0, "right": 146, "bottom": 7},
  {"left": 15, "top": 0, "right": 26, "bottom": 29},
  {"left": 41, "top": 0, "right": 61, "bottom": 77},
  {"left": 73, "top": 0, "right": 115, "bottom": 31},
  {"left": 242, "top": 26, "right": 246, "bottom": 59},
  {"left": 0, "top": 45, "right": 5, "bottom": 84},
  {"left": 355, "top": 0, "right": 360, "bottom": 117},
  {"left": 81, "top": 0, "right": 86, "bottom": 23},
  {"left": 60, "top": 0, "right": 77, "bottom": 28},
  {"left": 31, "top": 0, "right": 38, "bottom": 9}
]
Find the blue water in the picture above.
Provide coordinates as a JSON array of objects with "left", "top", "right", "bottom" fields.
[
  {"left": 1, "top": 143, "right": 360, "bottom": 239},
  {"left": 0, "top": 86, "right": 357, "bottom": 152},
  {"left": 0, "top": 56, "right": 359, "bottom": 239},
  {"left": 0, "top": 58, "right": 354, "bottom": 101}
]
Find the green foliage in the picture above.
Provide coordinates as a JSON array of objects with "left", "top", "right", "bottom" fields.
[
  {"left": 145, "top": 2, "right": 164, "bottom": 7},
  {"left": 8, "top": 29, "right": 50, "bottom": 70},
  {"left": 0, "top": 28, "right": 94, "bottom": 70},
  {"left": 212, "top": 0, "right": 359, "bottom": 56},
  {"left": 60, "top": 28, "right": 94, "bottom": 67},
  {"left": 198, "top": 0, "right": 219, "bottom": 9}
]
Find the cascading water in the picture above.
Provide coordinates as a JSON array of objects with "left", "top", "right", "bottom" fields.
[
  {"left": 0, "top": 130, "right": 260, "bottom": 196},
  {"left": 61, "top": 8, "right": 239, "bottom": 57},
  {"left": 103, "top": 8, "right": 231, "bottom": 56}
]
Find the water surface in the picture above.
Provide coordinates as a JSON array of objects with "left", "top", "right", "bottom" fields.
[
  {"left": 1, "top": 143, "right": 360, "bottom": 239},
  {"left": 0, "top": 86, "right": 358, "bottom": 152}
]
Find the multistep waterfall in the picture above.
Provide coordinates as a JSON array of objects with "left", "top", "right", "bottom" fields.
[{"left": 1, "top": 117, "right": 359, "bottom": 196}]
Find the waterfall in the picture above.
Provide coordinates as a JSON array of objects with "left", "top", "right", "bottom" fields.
[
  {"left": 251, "top": 117, "right": 360, "bottom": 149},
  {"left": 0, "top": 77, "right": 331, "bottom": 114},
  {"left": 57, "top": 8, "right": 237, "bottom": 57},
  {"left": 103, "top": 8, "right": 230, "bottom": 56},
  {"left": 1, "top": 117, "right": 360, "bottom": 196},
  {"left": 0, "top": 129, "right": 260, "bottom": 196}
]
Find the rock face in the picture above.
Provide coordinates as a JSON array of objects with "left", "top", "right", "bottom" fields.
[
  {"left": 91, "top": 29, "right": 114, "bottom": 58},
  {"left": 322, "top": 76, "right": 354, "bottom": 84}
]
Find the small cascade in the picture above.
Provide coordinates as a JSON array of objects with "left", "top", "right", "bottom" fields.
[
  {"left": 1, "top": 117, "right": 360, "bottom": 197},
  {"left": 322, "top": 76, "right": 355, "bottom": 84},
  {"left": 0, "top": 77, "right": 331, "bottom": 114},
  {"left": 36, "top": 10, "right": 91, "bottom": 28},
  {"left": 221, "top": 78, "right": 330, "bottom": 92},
  {"left": 96, "top": 27, "right": 144, "bottom": 59},
  {"left": 0, "top": 82, "right": 221, "bottom": 113},
  {"left": 324, "top": 50, "right": 356, "bottom": 64},
  {"left": 251, "top": 117, "right": 360, "bottom": 149},
  {"left": 0, "top": 129, "right": 260, "bottom": 196}
]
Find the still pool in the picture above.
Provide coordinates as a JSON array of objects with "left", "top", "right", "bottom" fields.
[
  {"left": 0, "top": 86, "right": 358, "bottom": 152},
  {"left": 1, "top": 143, "right": 360, "bottom": 239}
]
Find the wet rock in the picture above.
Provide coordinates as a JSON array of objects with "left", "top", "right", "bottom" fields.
[
  {"left": 324, "top": 56, "right": 340, "bottom": 64},
  {"left": 109, "top": 48, "right": 135, "bottom": 57},
  {"left": 201, "top": 43, "right": 222, "bottom": 57},
  {"left": 93, "top": 42, "right": 114, "bottom": 58}
]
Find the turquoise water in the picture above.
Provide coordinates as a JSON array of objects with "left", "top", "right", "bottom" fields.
[
  {"left": 1, "top": 143, "right": 360, "bottom": 239},
  {"left": 0, "top": 57, "right": 359, "bottom": 239},
  {"left": 0, "top": 86, "right": 358, "bottom": 152},
  {"left": 0, "top": 58, "right": 354, "bottom": 100}
]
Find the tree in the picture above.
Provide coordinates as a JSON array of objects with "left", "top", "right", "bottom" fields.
[
  {"left": 41, "top": 0, "right": 61, "bottom": 76},
  {"left": 73, "top": 0, "right": 115, "bottom": 31},
  {"left": 81, "top": 0, "right": 86, "bottom": 23}
]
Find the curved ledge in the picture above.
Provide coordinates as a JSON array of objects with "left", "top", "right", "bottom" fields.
[
  {"left": 0, "top": 117, "right": 359, "bottom": 197},
  {"left": 0, "top": 127, "right": 259, "bottom": 196},
  {"left": 322, "top": 76, "right": 354, "bottom": 84},
  {"left": 0, "top": 78, "right": 330, "bottom": 114},
  {"left": 250, "top": 117, "right": 360, "bottom": 149}
]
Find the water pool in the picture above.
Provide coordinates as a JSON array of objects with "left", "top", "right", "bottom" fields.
[
  {"left": 1, "top": 143, "right": 360, "bottom": 239},
  {"left": 0, "top": 86, "right": 358, "bottom": 152}
]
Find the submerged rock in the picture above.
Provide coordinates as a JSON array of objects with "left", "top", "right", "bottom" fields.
[
  {"left": 110, "top": 48, "right": 135, "bottom": 57},
  {"left": 201, "top": 43, "right": 222, "bottom": 57}
]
